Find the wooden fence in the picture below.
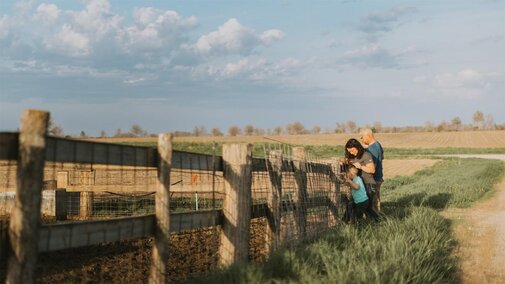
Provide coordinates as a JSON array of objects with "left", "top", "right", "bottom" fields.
[{"left": 0, "top": 110, "right": 341, "bottom": 283}]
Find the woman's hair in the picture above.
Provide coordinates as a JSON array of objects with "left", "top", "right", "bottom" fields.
[{"left": 345, "top": 138, "right": 365, "bottom": 159}]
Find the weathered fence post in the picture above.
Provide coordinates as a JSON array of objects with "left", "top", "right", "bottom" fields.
[
  {"left": 219, "top": 144, "right": 252, "bottom": 267},
  {"left": 149, "top": 133, "right": 173, "bottom": 283},
  {"left": 79, "top": 192, "right": 93, "bottom": 218},
  {"left": 328, "top": 163, "right": 340, "bottom": 226},
  {"left": 266, "top": 150, "right": 282, "bottom": 252},
  {"left": 55, "top": 189, "right": 67, "bottom": 221},
  {"left": 56, "top": 172, "right": 69, "bottom": 221},
  {"left": 7, "top": 109, "right": 49, "bottom": 284},
  {"left": 293, "top": 147, "right": 307, "bottom": 242}
]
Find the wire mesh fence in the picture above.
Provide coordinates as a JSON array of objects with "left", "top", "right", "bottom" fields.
[{"left": 0, "top": 129, "right": 345, "bottom": 283}]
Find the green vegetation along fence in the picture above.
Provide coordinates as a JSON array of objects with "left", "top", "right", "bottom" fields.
[{"left": 185, "top": 158, "right": 504, "bottom": 284}]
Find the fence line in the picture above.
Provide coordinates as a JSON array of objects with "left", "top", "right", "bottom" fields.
[{"left": 0, "top": 110, "right": 343, "bottom": 283}]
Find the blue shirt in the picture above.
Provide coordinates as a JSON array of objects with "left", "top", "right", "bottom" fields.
[
  {"left": 352, "top": 176, "right": 368, "bottom": 204},
  {"left": 367, "top": 142, "right": 384, "bottom": 182}
]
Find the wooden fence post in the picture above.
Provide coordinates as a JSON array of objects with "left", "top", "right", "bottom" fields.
[
  {"left": 266, "top": 150, "right": 282, "bottom": 252},
  {"left": 219, "top": 144, "right": 252, "bottom": 267},
  {"left": 328, "top": 164, "right": 340, "bottom": 226},
  {"left": 149, "top": 133, "right": 173, "bottom": 284},
  {"left": 79, "top": 192, "right": 93, "bottom": 218},
  {"left": 55, "top": 189, "right": 67, "bottom": 221},
  {"left": 293, "top": 147, "right": 307, "bottom": 242},
  {"left": 7, "top": 109, "right": 49, "bottom": 284}
]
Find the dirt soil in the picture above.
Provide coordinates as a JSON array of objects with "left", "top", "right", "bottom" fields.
[
  {"left": 442, "top": 169, "right": 505, "bottom": 283},
  {"left": 32, "top": 219, "right": 269, "bottom": 283},
  {"left": 382, "top": 159, "right": 438, "bottom": 179}
]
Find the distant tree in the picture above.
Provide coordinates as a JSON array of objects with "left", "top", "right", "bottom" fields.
[
  {"left": 192, "top": 126, "right": 207, "bottom": 137},
  {"left": 228, "top": 126, "right": 241, "bottom": 136},
  {"left": 334, "top": 122, "right": 345, "bottom": 133},
  {"left": 254, "top": 128, "right": 265, "bottom": 136},
  {"left": 211, "top": 128, "right": 223, "bottom": 136},
  {"left": 114, "top": 128, "right": 122, "bottom": 137},
  {"left": 47, "top": 117, "right": 64, "bottom": 137},
  {"left": 436, "top": 120, "right": 448, "bottom": 132},
  {"left": 80, "top": 130, "right": 87, "bottom": 138},
  {"left": 473, "top": 110, "right": 485, "bottom": 130},
  {"left": 450, "top": 117, "right": 462, "bottom": 131},
  {"left": 345, "top": 120, "right": 357, "bottom": 133},
  {"left": 50, "top": 126, "right": 64, "bottom": 137},
  {"left": 244, "top": 124, "right": 254, "bottom": 136},
  {"left": 311, "top": 125, "right": 321, "bottom": 134},
  {"left": 373, "top": 121, "right": 383, "bottom": 133},
  {"left": 484, "top": 114, "right": 496, "bottom": 130},
  {"left": 286, "top": 122, "right": 305, "bottom": 135},
  {"left": 273, "top": 126, "right": 283, "bottom": 135},
  {"left": 100, "top": 130, "right": 107, "bottom": 138},
  {"left": 130, "top": 124, "right": 146, "bottom": 137},
  {"left": 424, "top": 121, "right": 435, "bottom": 132}
]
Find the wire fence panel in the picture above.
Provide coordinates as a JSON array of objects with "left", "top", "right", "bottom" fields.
[
  {"left": 0, "top": 159, "right": 15, "bottom": 282},
  {"left": 0, "top": 130, "right": 345, "bottom": 283}
]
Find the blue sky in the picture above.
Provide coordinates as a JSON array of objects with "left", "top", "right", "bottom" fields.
[{"left": 0, "top": 0, "right": 504, "bottom": 135}]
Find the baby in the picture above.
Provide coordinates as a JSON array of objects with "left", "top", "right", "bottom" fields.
[{"left": 345, "top": 166, "right": 379, "bottom": 222}]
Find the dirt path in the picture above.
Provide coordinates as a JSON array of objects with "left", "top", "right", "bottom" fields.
[{"left": 442, "top": 157, "right": 505, "bottom": 283}]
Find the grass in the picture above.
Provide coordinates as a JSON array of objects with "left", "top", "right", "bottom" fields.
[
  {"left": 185, "top": 158, "right": 505, "bottom": 284},
  {"left": 188, "top": 207, "right": 456, "bottom": 284},
  {"left": 120, "top": 141, "right": 505, "bottom": 159},
  {"left": 382, "top": 158, "right": 504, "bottom": 208}
]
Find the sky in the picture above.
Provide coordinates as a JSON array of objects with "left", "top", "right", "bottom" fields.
[{"left": 0, "top": 0, "right": 504, "bottom": 135}]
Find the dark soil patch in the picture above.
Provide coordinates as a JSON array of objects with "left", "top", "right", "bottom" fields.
[{"left": 35, "top": 220, "right": 269, "bottom": 283}]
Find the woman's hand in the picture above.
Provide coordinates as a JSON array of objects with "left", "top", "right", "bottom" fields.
[{"left": 352, "top": 162, "right": 361, "bottom": 169}]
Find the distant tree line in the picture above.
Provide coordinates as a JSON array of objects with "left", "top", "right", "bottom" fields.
[{"left": 48, "top": 110, "right": 504, "bottom": 138}]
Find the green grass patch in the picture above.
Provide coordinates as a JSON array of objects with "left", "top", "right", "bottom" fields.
[
  {"left": 185, "top": 158, "right": 504, "bottom": 284},
  {"left": 120, "top": 141, "right": 505, "bottom": 158},
  {"left": 186, "top": 207, "right": 456, "bottom": 284},
  {"left": 382, "top": 158, "right": 504, "bottom": 208}
]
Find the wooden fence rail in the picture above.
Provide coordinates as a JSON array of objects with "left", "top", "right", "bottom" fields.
[
  {"left": 11, "top": 196, "right": 333, "bottom": 254},
  {"left": 0, "top": 132, "right": 331, "bottom": 173},
  {"left": 0, "top": 109, "right": 340, "bottom": 284}
]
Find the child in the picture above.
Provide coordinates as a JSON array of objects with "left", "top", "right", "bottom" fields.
[{"left": 345, "top": 166, "right": 379, "bottom": 222}]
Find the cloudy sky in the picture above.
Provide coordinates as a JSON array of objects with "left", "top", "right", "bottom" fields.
[{"left": 0, "top": 0, "right": 504, "bottom": 135}]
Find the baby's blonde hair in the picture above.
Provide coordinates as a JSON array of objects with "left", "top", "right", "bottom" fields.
[{"left": 347, "top": 166, "right": 358, "bottom": 176}]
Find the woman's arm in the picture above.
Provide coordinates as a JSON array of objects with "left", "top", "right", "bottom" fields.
[{"left": 353, "top": 162, "right": 375, "bottom": 174}]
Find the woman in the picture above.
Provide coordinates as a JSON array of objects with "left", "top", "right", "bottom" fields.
[{"left": 343, "top": 138, "right": 377, "bottom": 211}]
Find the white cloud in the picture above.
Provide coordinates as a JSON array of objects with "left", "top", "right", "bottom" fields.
[
  {"left": 0, "top": 0, "right": 292, "bottom": 94},
  {"left": 66, "top": 0, "right": 120, "bottom": 37},
  {"left": 359, "top": 6, "right": 416, "bottom": 39},
  {"left": 434, "top": 69, "right": 484, "bottom": 89},
  {"left": 123, "top": 8, "right": 197, "bottom": 53},
  {"left": 0, "top": 15, "right": 11, "bottom": 41},
  {"left": 189, "top": 18, "right": 284, "bottom": 56},
  {"left": 259, "top": 29, "right": 284, "bottom": 45},
  {"left": 201, "top": 57, "right": 303, "bottom": 82},
  {"left": 33, "top": 3, "right": 60, "bottom": 25},
  {"left": 44, "top": 24, "right": 91, "bottom": 56},
  {"left": 341, "top": 43, "right": 402, "bottom": 69},
  {"left": 428, "top": 69, "right": 498, "bottom": 99}
]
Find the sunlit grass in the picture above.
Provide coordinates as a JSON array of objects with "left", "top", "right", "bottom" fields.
[{"left": 185, "top": 158, "right": 504, "bottom": 284}]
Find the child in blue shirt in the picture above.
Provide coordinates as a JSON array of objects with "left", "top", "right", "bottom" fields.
[{"left": 345, "top": 166, "right": 379, "bottom": 222}]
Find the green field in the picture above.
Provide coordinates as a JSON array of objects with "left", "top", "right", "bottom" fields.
[
  {"left": 121, "top": 141, "right": 505, "bottom": 159},
  {"left": 184, "top": 158, "right": 504, "bottom": 284}
]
